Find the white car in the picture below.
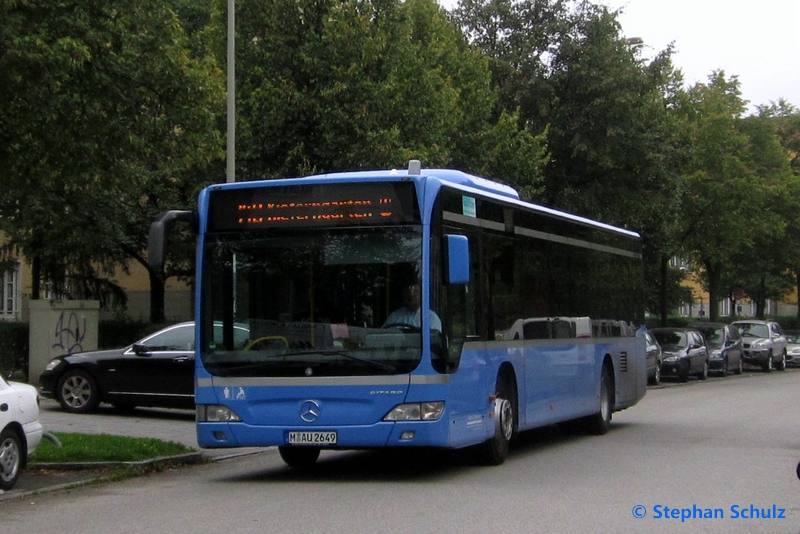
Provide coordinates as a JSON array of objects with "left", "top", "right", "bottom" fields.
[{"left": 0, "top": 375, "right": 43, "bottom": 490}]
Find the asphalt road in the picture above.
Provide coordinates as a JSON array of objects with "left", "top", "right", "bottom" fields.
[{"left": 3, "top": 368, "right": 800, "bottom": 533}]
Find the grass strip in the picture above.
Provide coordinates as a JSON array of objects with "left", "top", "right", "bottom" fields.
[{"left": 30, "top": 432, "right": 196, "bottom": 464}]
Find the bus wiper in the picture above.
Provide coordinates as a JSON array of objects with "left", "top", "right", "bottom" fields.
[
  {"left": 291, "top": 350, "right": 397, "bottom": 373},
  {"left": 215, "top": 350, "right": 396, "bottom": 375}
]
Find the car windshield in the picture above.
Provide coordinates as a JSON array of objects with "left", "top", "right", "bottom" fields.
[
  {"left": 653, "top": 331, "right": 688, "bottom": 349},
  {"left": 201, "top": 226, "right": 429, "bottom": 377},
  {"left": 696, "top": 327, "right": 723, "bottom": 347},
  {"left": 736, "top": 323, "right": 769, "bottom": 338}
]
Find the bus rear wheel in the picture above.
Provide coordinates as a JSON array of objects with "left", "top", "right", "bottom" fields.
[
  {"left": 585, "top": 365, "right": 613, "bottom": 435},
  {"left": 278, "top": 446, "right": 320, "bottom": 467}
]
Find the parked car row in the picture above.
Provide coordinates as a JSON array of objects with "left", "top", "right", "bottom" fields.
[{"left": 646, "top": 319, "right": 789, "bottom": 384}]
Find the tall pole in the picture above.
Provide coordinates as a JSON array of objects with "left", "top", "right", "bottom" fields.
[{"left": 226, "top": 0, "right": 236, "bottom": 183}]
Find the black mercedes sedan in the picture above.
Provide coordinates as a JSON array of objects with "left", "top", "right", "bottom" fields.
[{"left": 39, "top": 322, "right": 249, "bottom": 413}]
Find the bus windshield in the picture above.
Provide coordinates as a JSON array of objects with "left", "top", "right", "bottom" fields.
[{"left": 202, "top": 226, "right": 429, "bottom": 377}]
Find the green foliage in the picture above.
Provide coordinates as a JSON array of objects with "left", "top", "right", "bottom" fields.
[
  {"left": 29, "top": 432, "right": 194, "bottom": 463},
  {"left": 676, "top": 73, "right": 795, "bottom": 319},
  {"left": 232, "top": 0, "right": 539, "bottom": 179},
  {"left": 0, "top": 0, "right": 225, "bottom": 319}
]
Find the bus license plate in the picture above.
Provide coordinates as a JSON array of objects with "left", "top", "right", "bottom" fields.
[{"left": 288, "top": 431, "right": 337, "bottom": 445}]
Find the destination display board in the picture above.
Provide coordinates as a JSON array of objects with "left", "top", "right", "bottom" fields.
[{"left": 208, "top": 181, "right": 419, "bottom": 231}]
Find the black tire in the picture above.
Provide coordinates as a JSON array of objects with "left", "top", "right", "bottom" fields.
[
  {"left": 734, "top": 357, "right": 743, "bottom": 375},
  {"left": 278, "top": 446, "right": 320, "bottom": 467},
  {"left": 762, "top": 352, "right": 773, "bottom": 373},
  {"left": 476, "top": 375, "right": 516, "bottom": 465},
  {"left": 776, "top": 351, "right": 787, "bottom": 371},
  {"left": 585, "top": 365, "right": 613, "bottom": 435},
  {"left": 697, "top": 360, "right": 708, "bottom": 380},
  {"left": 0, "top": 427, "right": 23, "bottom": 490},
  {"left": 56, "top": 369, "right": 101, "bottom": 413},
  {"left": 720, "top": 358, "right": 729, "bottom": 377},
  {"left": 648, "top": 362, "right": 661, "bottom": 386}
]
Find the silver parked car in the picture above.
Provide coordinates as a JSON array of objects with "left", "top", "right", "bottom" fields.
[
  {"left": 786, "top": 331, "right": 800, "bottom": 367},
  {"left": 731, "top": 320, "right": 787, "bottom": 372}
]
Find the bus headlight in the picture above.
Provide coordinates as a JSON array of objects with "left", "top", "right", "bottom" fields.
[
  {"left": 384, "top": 402, "right": 444, "bottom": 421},
  {"left": 197, "top": 405, "right": 242, "bottom": 422}
]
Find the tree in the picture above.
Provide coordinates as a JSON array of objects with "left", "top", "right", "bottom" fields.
[
  {"left": 757, "top": 100, "right": 800, "bottom": 319},
  {"left": 0, "top": 0, "right": 225, "bottom": 322},
  {"left": 228, "top": 0, "right": 546, "bottom": 187},
  {"left": 675, "top": 72, "right": 789, "bottom": 320}
]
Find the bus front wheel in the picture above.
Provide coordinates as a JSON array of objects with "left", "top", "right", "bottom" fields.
[
  {"left": 477, "top": 379, "right": 515, "bottom": 465},
  {"left": 279, "top": 446, "right": 320, "bottom": 468}
]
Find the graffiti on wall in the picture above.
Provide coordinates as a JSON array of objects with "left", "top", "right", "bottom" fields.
[{"left": 52, "top": 311, "right": 87, "bottom": 354}]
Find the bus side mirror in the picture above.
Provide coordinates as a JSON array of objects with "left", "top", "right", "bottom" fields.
[
  {"left": 444, "top": 234, "right": 470, "bottom": 285},
  {"left": 148, "top": 210, "right": 196, "bottom": 269}
]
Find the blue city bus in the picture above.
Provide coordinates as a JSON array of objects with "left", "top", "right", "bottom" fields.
[{"left": 148, "top": 161, "right": 647, "bottom": 466}]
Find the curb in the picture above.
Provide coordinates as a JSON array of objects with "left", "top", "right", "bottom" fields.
[
  {"left": 30, "top": 451, "right": 205, "bottom": 471},
  {"left": 0, "top": 449, "right": 267, "bottom": 503}
]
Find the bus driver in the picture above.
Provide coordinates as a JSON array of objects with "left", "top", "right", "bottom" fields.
[{"left": 383, "top": 283, "right": 442, "bottom": 331}]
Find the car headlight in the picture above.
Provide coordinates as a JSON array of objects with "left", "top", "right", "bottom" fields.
[
  {"left": 384, "top": 402, "right": 444, "bottom": 421},
  {"left": 711, "top": 349, "right": 722, "bottom": 357},
  {"left": 751, "top": 339, "right": 768, "bottom": 349},
  {"left": 44, "top": 359, "right": 63, "bottom": 372},
  {"left": 663, "top": 354, "right": 680, "bottom": 362},
  {"left": 197, "top": 405, "right": 242, "bottom": 422}
]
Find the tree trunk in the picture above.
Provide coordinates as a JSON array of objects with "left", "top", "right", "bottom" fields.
[
  {"left": 756, "top": 275, "right": 767, "bottom": 319},
  {"left": 659, "top": 256, "right": 669, "bottom": 326},
  {"left": 703, "top": 259, "right": 722, "bottom": 322},
  {"left": 796, "top": 269, "right": 800, "bottom": 321}
]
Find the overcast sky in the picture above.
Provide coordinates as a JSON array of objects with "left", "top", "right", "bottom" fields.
[{"left": 600, "top": 0, "right": 799, "bottom": 113}]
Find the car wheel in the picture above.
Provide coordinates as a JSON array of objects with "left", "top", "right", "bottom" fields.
[
  {"left": 57, "top": 369, "right": 101, "bottom": 413},
  {"left": 762, "top": 352, "right": 773, "bottom": 373},
  {"left": 698, "top": 360, "right": 708, "bottom": 380},
  {"left": 278, "top": 446, "right": 320, "bottom": 468},
  {"left": 777, "top": 351, "right": 787, "bottom": 371},
  {"left": 0, "top": 427, "right": 23, "bottom": 490},
  {"left": 652, "top": 362, "right": 661, "bottom": 386},
  {"left": 734, "top": 357, "right": 743, "bottom": 375}
]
